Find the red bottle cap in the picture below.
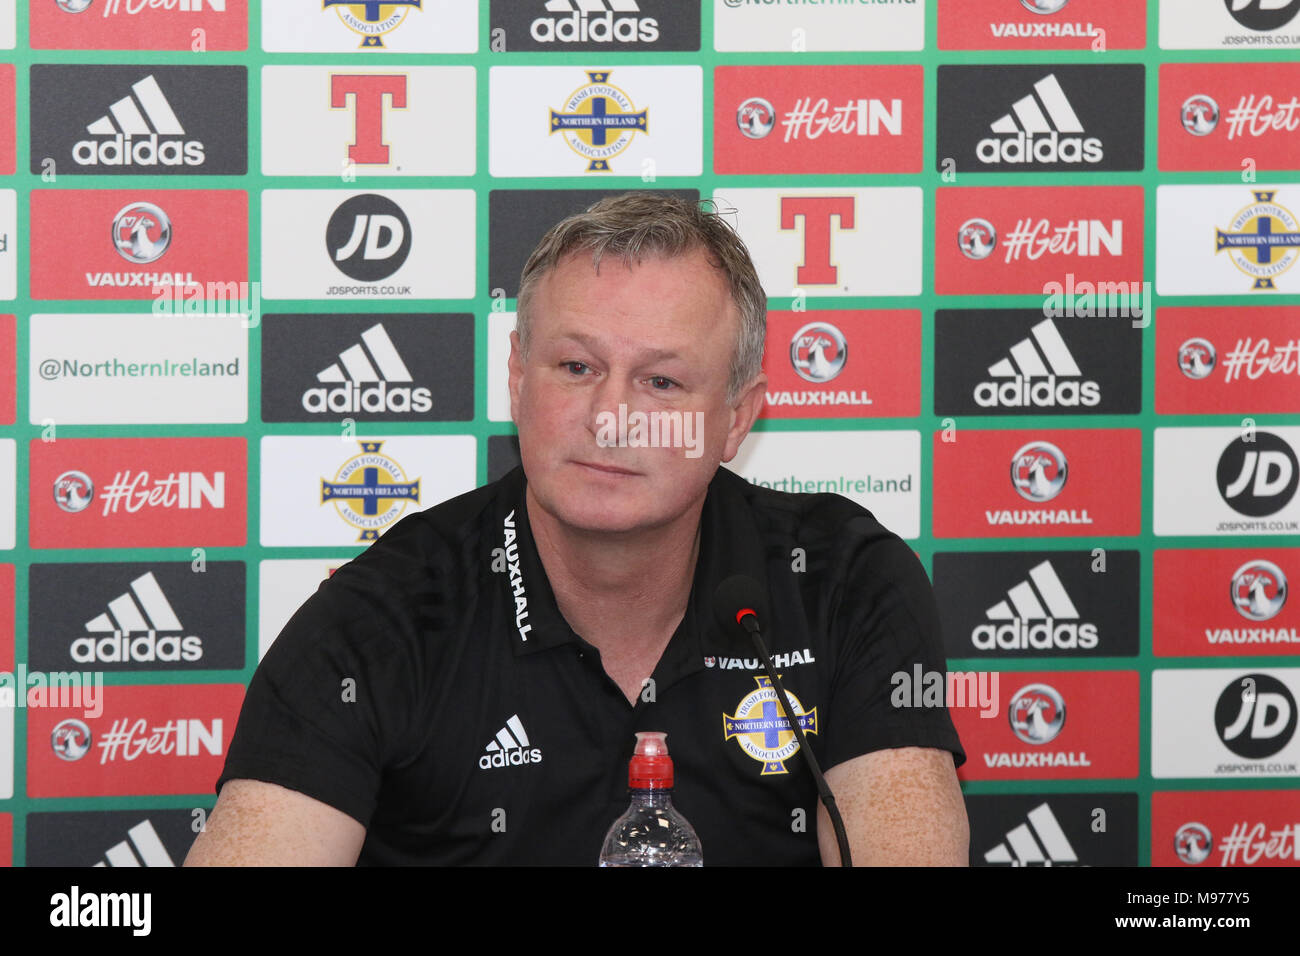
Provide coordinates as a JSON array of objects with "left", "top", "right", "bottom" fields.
[{"left": 628, "top": 731, "right": 674, "bottom": 789}]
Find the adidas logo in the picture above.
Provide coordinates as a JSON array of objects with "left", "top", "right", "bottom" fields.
[
  {"left": 976, "top": 73, "right": 1102, "bottom": 165},
  {"left": 478, "top": 714, "right": 543, "bottom": 770},
  {"left": 74, "top": 74, "right": 205, "bottom": 168},
  {"left": 974, "top": 318, "right": 1100, "bottom": 408},
  {"left": 983, "top": 803, "right": 1078, "bottom": 866},
  {"left": 530, "top": 0, "right": 660, "bottom": 44},
  {"left": 301, "top": 323, "right": 432, "bottom": 415},
  {"left": 94, "top": 820, "right": 175, "bottom": 868},
  {"left": 972, "top": 560, "right": 1097, "bottom": 651},
  {"left": 71, "top": 572, "right": 203, "bottom": 664}
]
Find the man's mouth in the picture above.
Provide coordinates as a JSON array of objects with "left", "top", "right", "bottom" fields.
[{"left": 572, "top": 460, "right": 641, "bottom": 477}]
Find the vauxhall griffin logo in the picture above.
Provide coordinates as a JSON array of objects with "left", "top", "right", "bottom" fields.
[
  {"left": 1174, "top": 823, "right": 1214, "bottom": 865},
  {"left": 1008, "top": 683, "right": 1066, "bottom": 745},
  {"left": 1011, "top": 441, "right": 1068, "bottom": 502},
  {"left": 112, "top": 202, "right": 171, "bottom": 265},
  {"left": 977, "top": 73, "right": 1102, "bottom": 166},
  {"left": 1215, "top": 673, "right": 1296, "bottom": 759},
  {"left": 56, "top": 0, "right": 93, "bottom": 12},
  {"left": 1215, "top": 432, "right": 1298, "bottom": 516},
  {"left": 326, "top": 194, "right": 411, "bottom": 282},
  {"left": 52, "top": 718, "right": 93, "bottom": 761},
  {"left": 1178, "top": 338, "right": 1217, "bottom": 379},
  {"left": 74, "top": 74, "right": 204, "bottom": 168},
  {"left": 322, "top": 1, "right": 421, "bottom": 48},
  {"left": 54, "top": 470, "right": 95, "bottom": 513},
  {"left": 789, "top": 322, "right": 847, "bottom": 384},
  {"left": 1224, "top": 0, "right": 1300, "bottom": 31},
  {"left": 958, "top": 218, "right": 997, "bottom": 260},
  {"left": 1022, "top": 0, "right": 1070, "bottom": 12},
  {"left": 1232, "top": 559, "right": 1288, "bottom": 621},
  {"left": 1181, "top": 95, "right": 1220, "bottom": 136},
  {"left": 737, "top": 97, "right": 777, "bottom": 139}
]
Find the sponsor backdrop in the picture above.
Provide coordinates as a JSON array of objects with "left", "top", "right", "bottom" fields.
[{"left": 0, "top": 0, "right": 1295, "bottom": 869}]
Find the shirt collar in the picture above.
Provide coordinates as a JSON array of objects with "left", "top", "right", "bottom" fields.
[{"left": 497, "top": 466, "right": 769, "bottom": 664}]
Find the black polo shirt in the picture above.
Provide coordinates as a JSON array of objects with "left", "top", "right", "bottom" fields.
[{"left": 219, "top": 465, "right": 965, "bottom": 866}]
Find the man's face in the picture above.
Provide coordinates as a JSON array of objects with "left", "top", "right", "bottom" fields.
[{"left": 509, "top": 247, "right": 766, "bottom": 536}]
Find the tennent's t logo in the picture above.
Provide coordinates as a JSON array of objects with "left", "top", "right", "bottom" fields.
[
  {"left": 780, "top": 196, "right": 855, "bottom": 286},
  {"left": 331, "top": 74, "right": 408, "bottom": 166}
]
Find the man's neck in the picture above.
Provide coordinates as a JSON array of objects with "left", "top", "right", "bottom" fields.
[{"left": 524, "top": 483, "right": 704, "bottom": 666}]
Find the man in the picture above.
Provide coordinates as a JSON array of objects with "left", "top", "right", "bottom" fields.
[{"left": 187, "top": 192, "right": 968, "bottom": 866}]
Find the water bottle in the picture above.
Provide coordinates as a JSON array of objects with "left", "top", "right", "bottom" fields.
[{"left": 598, "top": 731, "right": 703, "bottom": 867}]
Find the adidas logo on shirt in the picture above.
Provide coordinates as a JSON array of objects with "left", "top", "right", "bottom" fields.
[
  {"left": 972, "top": 560, "right": 1098, "bottom": 652},
  {"left": 74, "top": 74, "right": 206, "bottom": 168},
  {"left": 301, "top": 323, "right": 432, "bottom": 415},
  {"left": 94, "top": 820, "right": 175, "bottom": 868},
  {"left": 977, "top": 73, "right": 1102, "bottom": 165},
  {"left": 530, "top": 0, "right": 660, "bottom": 44},
  {"left": 72, "top": 572, "right": 203, "bottom": 664},
  {"left": 479, "top": 714, "right": 543, "bottom": 770},
  {"left": 983, "top": 803, "right": 1078, "bottom": 866},
  {"left": 974, "top": 318, "right": 1100, "bottom": 409}
]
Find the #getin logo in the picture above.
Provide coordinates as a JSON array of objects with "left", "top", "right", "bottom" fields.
[
  {"left": 1232, "top": 559, "right": 1289, "bottom": 621},
  {"left": 322, "top": 1, "right": 421, "bottom": 48},
  {"left": 320, "top": 440, "right": 420, "bottom": 541},
  {"left": 1215, "top": 190, "right": 1300, "bottom": 290},
  {"left": 549, "top": 70, "right": 648, "bottom": 173},
  {"left": 723, "top": 675, "right": 817, "bottom": 776}
]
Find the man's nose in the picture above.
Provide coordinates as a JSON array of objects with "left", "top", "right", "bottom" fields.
[{"left": 585, "top": 372, "right": 635, "bottom": 436}]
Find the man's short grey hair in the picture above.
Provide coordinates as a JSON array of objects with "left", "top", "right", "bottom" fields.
[{"left": 515, "top": 192, "right": 767, "bottom": 404}]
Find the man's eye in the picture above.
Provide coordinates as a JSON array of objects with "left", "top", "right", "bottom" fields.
[
  {"left": 563, "top": 361, "right": 590, "bottom": 375},
  {"left": 648, "top": 376, "right": 677, "bottom": 390}
]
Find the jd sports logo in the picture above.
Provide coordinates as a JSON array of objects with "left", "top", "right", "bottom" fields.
[
  {"left": 303, "top": 323, "right": 431, "bottom": 415},
  {"left": 30, "top": 65, "right": 247, "bottom": 176},
  {"left": 1215, "top": 674, "right": 1297, "bottom": 758},
  {"left": 983, "top": 802, "right": 1077, "bottom": 866},
  {"left": 1216, "top": 432, "right": 1299, "bottom": 517},
  {"left": 326, "top": 194, "right": 411, "bottom": 281},
  {"left": 937, "top": 65, "right": 1144, "bottom": 173},
  {"left": 479, "top": 714, "right": 543, "bottom": 769},
  {"left": 974, "top": 560, "right": 1097, "bottom": 652},
  {"left": 1225, "top": 0, "right": 1300, "bottom": 31}
]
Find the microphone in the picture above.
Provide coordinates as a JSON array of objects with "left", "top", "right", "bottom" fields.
[{"left": 712, "top": 575, "right": 853, "bottom": 868}]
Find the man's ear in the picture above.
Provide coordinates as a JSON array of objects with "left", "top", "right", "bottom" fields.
[
  {"left": 507, "top": 329, "right": 524, "bottom": 425},
  {"left": 722, "top": 371, "right": 768, "bottom": 464}
]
